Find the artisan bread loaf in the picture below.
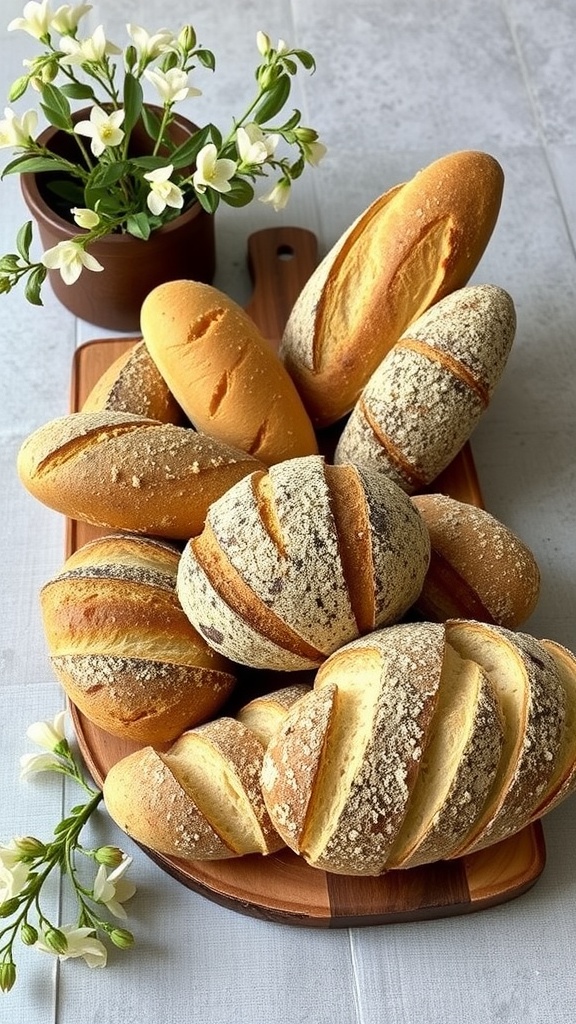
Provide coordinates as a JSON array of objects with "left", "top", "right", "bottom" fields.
[
  {"left": 411, "top": 493, "right": 541, "bottom": 627},
  {"left": 140, "top": 279, "right": 318, "bottom": 466},
  {"left": 82, "top": 340, "right": 185, "bottom": 424},
  {"left": 280, "top": 150, "right": 504, "bottom": 426},
  {"left": 236, "top": 683, "right": 312, "bottom": 747},
  {"left": 17, "top": 410, "right": 264, "bottom": 540},
  {"left": 39, "top": 534, "right": 236, "bottom": 745},
  {"left": 176, "top": 455, "right": 430, "bottom": 671},
  {"left": 528, "top": 639, "right": 576, "bottom": 821},
  {"left": 103, "top": 717, "right": 284, "bottom": 861},
  {"left": 334, "top": 284, "right": 516, "bottom": 493}
]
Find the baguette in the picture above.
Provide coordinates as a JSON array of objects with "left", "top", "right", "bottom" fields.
[
  {"left": 334, "top": 284, "right": 516, "bottom": 493},
  {"left": 280, "top": 150, "right": 504, "bottom": 426},
  {"left": 176, "top": 455, "right": 430, "bottom": 671},
  {"left": 81, "top": 339, "right": 185, "bottom": 425},
  {"left": 17, "top": 410, "right": 264, "bottom": 540},
  {"left": 411, "top": 493, "right": 541, "bottom": 628},
  {"left": 39, "top": 534, "right": 236, "bottom": 745},
  {"left": 141, "top": 279, "right": 318, "bottom": 466},
  {"left": 103, "top": 717, "right": 284, "bottom": 861}
]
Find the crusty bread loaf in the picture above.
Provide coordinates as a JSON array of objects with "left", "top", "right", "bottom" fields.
[
  {"left": 39, "top": 534, "right": 236, "bottom": 745},
  {"left": 236, "top": 683, "right": 312, "bottom": 747},
  {"left": 176, "top": 455, "right": 430, "bottom": 671},
  {"left": 103, "top": 717, "right": 284, "bottom": 861},
  {"left": 411, "top": 493, "right": 541, "bottom": 628},
  {"left": 280, "top": 150, "right": 505, "bottom": 426},
  {"left": 17, "top": 410, "right": 264, "bottom": 540},
  {"left": 334, "top": 284, "right": 516, "bottom": 493},
  {"left": 81, "top": 340, "right": 185, "bottom": 425},
  {"left": 528, "top": 639, "right": 576, "bottom": 821},
  {"left": 140, "top": 280, "right": 318, "bottom": 466}
]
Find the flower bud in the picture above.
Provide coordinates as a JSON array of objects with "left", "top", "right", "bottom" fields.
[
  {"left": 94, "top": 845, "right": 125, "bottom": 868},
  {"left": 258, "top": 64, "right": 278, "bottom": 90},
  {"left": 21, "top": 922, "right": 39, "bottom": 946},
  {"left": 44, "top": 927, "right": 68, "bottom": 955},
  {"left": 256, "top": 31, "right": 271, "bottom": 56},
  {"left": 294, "top": 126, "right": 319, "bottom": 144},
  {"left": 110, "top": 927, "right": 135, "bottom": 949},
  {"left": 178, "top": 25, "right": 197, "bottom": 53},
  {"left": 14, "top": 836, "right": 46, "bottom": 858},
  {"left": 41, "top": 60, "right": 58, "bottom": 84},
  {"left": 8, "top": 76, "right": 29, "bottom": 102},
  {"left": 124, "top": 45, "right": 137, "bottom": 71},
  {"left": 0, "top": 961, "right": 16, "bottom": 993},
  {"left": 0, "top": 898, "right": 20, "bottom": 919}
]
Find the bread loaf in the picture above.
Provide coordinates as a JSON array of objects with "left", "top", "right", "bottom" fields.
[
  {"left": 261, "top": 620, "right": 567, "bottom": 875},
  {"left": 411, "top": 493, "right": 541, "bottom": 628},
  {"left": 82, "top": 340, "right": 185, "bottom": 425},
  {"left": 103, "top": 717, "right": 284, "bottom": 861},
  {"left": 280, "top": 150, "right": 505, "bottom": 426},
  {"left": 528, "top": 639, "right": 576, "bottom": 820},
  {"left": 39, "top": 534, "right": 236, "bottom": 745},
  {"left": 176, "top": 455, "right": 431, "bottom": 671},
  {"left": 140, "top": 280, "right": 318, "bottom": 466},
  {"left": 17, "top": 410, "right": 264, "bottom": 540},
  {"left": 236, "top": 683, "right": 312, "bottom": 747},
  {"left": 334, "top": 284, "right": 516, "bottom": 493}
]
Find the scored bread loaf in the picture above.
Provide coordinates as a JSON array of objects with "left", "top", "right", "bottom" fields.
[
  {"left": 39, "top": 533, "right": 236, "bottom": 745},
  {"left": 528, "top": 639, "right": 576, "bottom": 821},
  {"left": 411, "top": 493, "right": 541, "bottom": 628},
  {"left": 176, "top": 454, "right": 431, "bottom": 671},
  {"left": 81, "top": 339, "right": 185, "bottom": 425},
  {"left": 280, "top": 150, "right": 504, "bottom": 426},
  {"left": 103, "top": 717, "right": 284, "bottom": 861},
  {"left": 17, "top": 410, "right": 264, "bottom": 540},
  {"left": 140, "top": 279, "right": 318, "bottom": 466},
  {"left": 334, "top": 284, "right": 516, "bottom": 493},
  {"left": 236, "top": 683, "right": 312, "bottom": 747}
]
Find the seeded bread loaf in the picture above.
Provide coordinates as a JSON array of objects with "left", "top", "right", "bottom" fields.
[
  {"left": 334, "top": 284, "right": 516, "bottom": 493},
  {"left": 140, "top": 279, "right": 318, "bottom": 466},
  {"left": 81, "top": 339, "right": 185, "bottom": 425},
  {"left": 176, "top": 455, "right": 431, "bottom": 671},
  {"left": 280, "top": 150, "right": 504, "bottom": 426},
  {"left": 17, "top": 410, "right": 264, "bottom": 540},
  {"left": 39, "top": 534, "right": 236, "bottom": 745}
]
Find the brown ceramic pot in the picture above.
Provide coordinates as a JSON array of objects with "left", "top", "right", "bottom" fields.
[{"left": 20, "top": 107, "right": 216, "bottom": 332}]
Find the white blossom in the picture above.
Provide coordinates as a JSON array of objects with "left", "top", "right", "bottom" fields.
[
  {"left": 144, "top": 164, "right": 184, "bottom": 215},
  {"left": 36, "top": 925, "right": 108, "bottom": 968},
  {"left": 41, "top": 239, "right": 104, "bottom": 284},
  {"left": 59, "top": 24, "right": 121, "bottom": 65},
  {"left": 74, "top": 105, "right": 124, "bottom": 157},
  {"left": 0, "top": 858, "right": 30, "bottom": 903},
  {"left": 93, "top": 857, "right": 136, "bottom": 919},
  {"left": 50, "top": 3, "right": 92, "bottom": 34},
  {"left": 0, "top": 839, "right": 23, "bottom": 871},
  {"left": 0, "top": 107, "right": 38, "bottom": 148},
  {"left": 193, "top": 143, "right": 236, "bottom": 195},
  {"left": 71, "top": 206, "right": 100, "bottom": 229},
  {"left": 143, "top": 67, "right": 201, "bottom": 105},
  {"left": 302, "top": 139, "right": 327, "bottom": 166},
  {"left": 236, "top": 122, "right": 279, "bottom": 167},
  {"left": 259, "top": 178, "right": 291, "bottom": 211},
  {"left": 127, "top": 24, "right": 175, "bottom": 62},
  {"left": 26, "top": 710, "right": 67, "bottom": 751},
  {"left": 8, "top": 0, "right": 52, "bottom": 39},
  {"left": 20, "top": 751, "right": 64, "bottom": 778}
]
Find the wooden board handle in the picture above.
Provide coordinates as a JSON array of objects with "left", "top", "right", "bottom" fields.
[{"left": 244, "top": 226, "right": 318, "bottom": 343}]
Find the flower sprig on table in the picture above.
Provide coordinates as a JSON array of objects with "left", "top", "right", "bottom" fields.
[
  {"left": 0, "top": 711, "right": 136, "bottom": 993},
  {"left": 0, "top": 1, "right": 325, "bottom": 303}
]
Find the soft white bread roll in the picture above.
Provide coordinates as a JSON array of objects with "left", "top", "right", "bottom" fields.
[
  {"left": 140, "top": 280, "right": 318, "bottom": 466},
  {"left": 81, "top": 340, "right": 185, "bottom": 425},
  {"left": 280, "top": 150, "right": 504, "bottom": 426},
  {"left": 411, "top": 493, "right": 541, "bottom": 628},
  {"left": 334, "top": 284, "right": 516, "bottom": 494},
  {"left": 39, "top": 534, "right": 236, "bottom": 745},
  {"left": 236, "top": 683, "right": 312, "bottom": 747},
  {"left": 176, "top": 455, "right": 430, "bottom": 671},
  {"left": 17, "top": 410, "right": 264, "bottom": 540},
  {"left": 103, "top": 717, "right": 284, "bottom": 861}
]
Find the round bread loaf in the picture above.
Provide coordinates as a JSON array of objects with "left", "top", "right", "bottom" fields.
[
  {"left": 411, "top": 493, "right": 541, "bottom": 628},
  {"left": 81, "top": 339, "right": 185, "bottom": 424},
  {"left": 334, "top": 284, "right": 516, "bottom": 493},
  {"left": 176, "top": 455, "right": 431, "bottom": 671},
  {"left": 40, "top": 533, "right": 236, "bottom": 745},
  {"left": 140, "top": 279, "right": 318, "bottom": 466}
]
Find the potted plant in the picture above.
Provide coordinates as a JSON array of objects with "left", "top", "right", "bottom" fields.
[{"left": 0, "top": 4, "right": 325, "bottom": 329}]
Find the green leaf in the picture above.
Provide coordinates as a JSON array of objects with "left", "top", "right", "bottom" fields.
[
  {"left": 46, "top": 178, "right": 85, "bottom": 204},
  {"left": 169, "top": 125, "right": 212, "bottom": 168},
  {"left": 126, "top": 212, "right": 152, "bottom": 240},
  {"left": 89, "top": 161, "right": 132, "bottom": 189},
  {"left": 220, "top": 178, "right": 254, "bottom": 208},
  {"left": 293, "top": 49, "right": 316, "bottom": 71},
  {"left": 254, "top": 74, "right": 291, "bottom": 124},
  {"left": 16, "top": 221, "right": 33, "bottom": 261},
  {"left": 128, "top": 155, "right": 167, "bottom": 171},
  {"left": 141, "top": 104, "right": 163, "bottom": 142},
  {"left": 123, "top": 73, "right": 143, "bottom": 137},
  {"left": 59, "top": 83, "right": 95, "bottom": 100},
  {"left": 197, "top": 188, "right": 220, "bottom": 214},
  {"left": 196, "top": 49, "right": 216, "bottom": 71},
  {"left": 40, "top": 83, "right": 72, "bottom": 130},
  {"left": 280, "top": 109, "right": 302, "bottom": 131},
  {"left": 1, "top": 155, "right": 77, "bottom": 177},
  {"left": 24, "top": 265, "right": 46, "bottom": 306},
  {"left": 282, "top": 58, "right": 298, "bottom": 76}
]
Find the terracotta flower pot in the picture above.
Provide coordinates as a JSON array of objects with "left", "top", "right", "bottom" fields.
[{"left": 20, "top": 107, "right": 216, "bottom": 332}]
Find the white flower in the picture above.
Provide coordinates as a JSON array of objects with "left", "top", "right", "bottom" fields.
[
  {"left": 41, "top": 239, "right": 104, "bottom": 284},
  {"left": 127, "top": 24, "right": 175, "bottom": 62},
  {"left": 93, "top": 857, "right": 136, "bottom": 919},
  {"left": 74, "top": 105, "right": 125, "bottom": 157},
  {"left": 50, "top": 3, "right": 92, "bottom": 34},
  {"left": 193, "top": 144, "right": 237, "bottom": 195},
  {"left": 259, "top": 178, "right": 291, "bottom": 211},
  {"left": 0, "top": 839, "right": 22, "bottom": 871},
  {"left": 236, "top": 122, "right": 280, "bottom": 167},
  {"left": 0, "top": 107, "right": 38, "bottom": 148},
  {"left": 36, "top": 925, "right": 108, "bottom": 968},
  {"left": 20, "top": 751, "right": 64, "bottom": 778},
  {"left": 8, "top": 0, "right": 52, "bottom": 39},
  {"left": 0, "top": 858, "right": 30, "bottom": 902},
  {"left": 26, "top": 710, "right": 67, "bottom": 751},
  {"left": 256, "top": 30, "right": 271, "bottom": 56},
  {"left": 302, "top": 139, "right": 327, "bottom": 166},
  {"left": 71, "top": 206, "right": 100, "bottom": 229},
  {"left": 144, "top": 164, "right": 184, "bottom": 216},
  {"left": 59, "top": 24, "right": 121, "bottom": 65},
  {"left": 143, "top": 67, "right": 201, "bottom": 105}
]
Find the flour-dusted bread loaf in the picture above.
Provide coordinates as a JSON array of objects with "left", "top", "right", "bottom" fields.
[
  {"left": 334, "top": 284, "right": 516, "bottom": 494},
  {"left": 280, "top": 150, "right": 504, "bottom": 426},
  {"left": 411, "top": 493, "right": 541, "bottom": 628},
  {"left": 528, "top": 639, "right": 576, "bottom": 821},
  {"left": 236, "top": 683, "right": 312, "bottom": 747},
  {"left": 140, "top": 279, "right": 318, "bottom": 466},
  {"left": 103, "top": 717, "right": 284, "bottom": 861},
  {"left": 17, "top": 410, "right": 264, "bottom": 540},
  {"left": 81, "top": 340, "right": 185, "bottom": 425},
  {"left": 176, "top": 455, "right": 431, "bottom": 671},
  {"left": 39, "top": 534, "right": 236, "bottom": 745}
]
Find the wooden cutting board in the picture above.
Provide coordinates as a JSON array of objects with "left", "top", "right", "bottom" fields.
[{"left": 67, "top": 225, "right": 546, "bottom": 926}]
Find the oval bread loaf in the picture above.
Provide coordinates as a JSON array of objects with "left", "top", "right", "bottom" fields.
[
  {"left": 141, "top": 279, "right": 319, "bottom": 466},
  {"left": 39, "top": 534, "right": 236, "bottom": 745},
  {"left": 236, "top": 683, "right": 312, "bottom": 748},
  {"left": 176, "top": 455, "right": 431, "bottom": 671},
  {"left": 280, "top": 150, "right": 505, "bottom": 426},
  {"left": 17, "top": 410, "right": 264, "bottom": 540},
  {"left": 411, "top": 493, "right": 541, "bottom": 628},
  {"left": 103, "top": 717, "right": 284, "bottom": 861},
  {"left": 334, "top": 284, "right": 516, "bottom": 493},
  {"left": 81, "top": 339, "right": 185, "bottom": 425}
]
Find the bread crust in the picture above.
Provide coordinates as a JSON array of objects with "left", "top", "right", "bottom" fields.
[{"left": 81, "top": 340, "right": 185, "bottom": 424}]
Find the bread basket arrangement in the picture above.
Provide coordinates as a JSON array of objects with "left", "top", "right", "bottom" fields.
[{"left": 16, "top": 150, "right": 576, "bottom": 920}]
